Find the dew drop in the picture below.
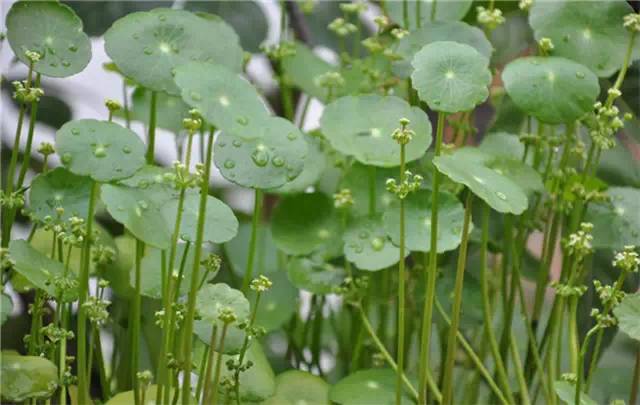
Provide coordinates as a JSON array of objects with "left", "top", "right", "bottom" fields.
[
  {"left": 49, "top": 61, "right": 58, "bottom": 68},
  {"left": 117, "top": 205, "right": 124, "bottom": 211},
  {"left": 143, "top": 47, "right": 153, "bottom": 55},
  {"left": 138, "top": 200, "right": 149, "bottom": 210},
  {"left": 433, "top": 99, "right": 441, "bottom": 105},
  {"left": 232, "top": 139, "right": 242, "bottom": 148},
  {"left": 251, "top": 149, "right": 269, "bottom": 167},
  {"left": 138, "top": 180, "right": 149, "bottom": 189},
  {"left": 61, "top": 153, "right": 72, "bottom": 164},
  {"left": 287, "top": 132, "right": 298, "bottom": 141},
  {"left": 353, "top": 244, "right": 364, "bottom": 254},
  {"left": 132, "top": 33, "right": 140, "bottom": 40},
  {"left": 61, "top": 60, "right": 71, "bottom": 68},
  {"left": 93, "top": 145, "right": 107, "bottom": 158},
  {"left": 236, "top": 116, "right": 249, "bottom": 126},
  {"left": 575, "top": 71, "right": 585, "bottom": 79},
  {"left": 496, "top": 191, "right": 507, "bottom": 200},
  {"left": 223, "top": 159, "right": 236, "bottom": 169},
  {"left": 190, "top": 91, "right": 202, "bottom": 101},
  {"left": 68, "top": 44, "right": 78, "bottom": 52},
  {"left": 370, "top": 237, "right": 385, "bottom": 251},
  {"left": 122, "top": 146, "right": 132, "bottom": 154},
  {"left": 158, "top": 14, "right": 167, "bottom": 21},
  {"left": 272, "top": 156, "right": 285, "bottom": 167},
  {"left": 218, "top": 141, "right": 226, "bottom": 148},
  {"left": 358, "top": 231, "right": 369, "bottom": 239},
  {"left": 71, "top": 128, "right": 80, "bottom": 136}
]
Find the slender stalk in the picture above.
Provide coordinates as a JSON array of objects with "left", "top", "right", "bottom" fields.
[
  {"left": 479, "top": 204, "right": 515, "bottom": 404},
  {"left": 234, "top": 292, "right": 263, "bottom": 405},
  {"left": 434, "top": 299, "right": 509, "bottom": 405},
  {"left": 418, "top": 111, "right": 445, "bottom": 404},
  {"left": 131, "top": 239, "right": 144, "bottom": 404},
  {"left": 242, "top": 188, "right": 263, "bottom": 292},
  {"left": 510, "top": 331, "right": 531, "bottom": 405},
  {"left": 395, "top": 143, "right": 407, "bottom": 405},
  {"left": 201, "top": 325, "right": 218, "bottom": 404},
  {"left": 181, "top": 128, "right": 215, "bottom": 404},
  {"left": 630, "top": 346, "right": 640, "bottom": 405},
  {"left": 146, "top": 91, "right": 157, "bottom": 164},
  {"left": 357, "top": 305, "right": 426, "bottom": 402},
  {"left": 210, "top": 324, "right": 229, "bottom": 405},
  {"left": 16, "top": 74, "right": 42, "bottom": 189},
  {"left": 77, "top": 181, "right": 99, "bottom": 404},
  {"left": 368, "top": 166, "right": 376, "bottom": 218},
  {"left": 59, "top": 308, "right": 68, "bottom": 405},
  {"left": 402, "top": 0, "right": 409, "bottom": 29},
  {"left": 430, "top": 0, "right": 438, "bottom": 21},
  {"left": 122, "top": 80, "right": 131, "bottom": 129},
  {"left": 441, "top": 191, "right": 473, "bottom": 405}
]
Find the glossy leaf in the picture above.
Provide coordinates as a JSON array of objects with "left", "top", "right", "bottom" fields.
[
  {"left": 249, "top": 270, "right": 298, "bottom": 333},
  {"left": 554, "top": 381, "right": 597, "bottom": 405},
  {"left": 586, "top": 187, "right": 640, "bottom": 249},
  {"left": 271, "top": 192, "right": 341, "bottom": 256},
  {"left": 339, "top": 163, "right": 395, "bottom": 217},
  {"left": 412, "top": 41, "right": 492, "bottom": 113},
  {"left": 263, "top": 370, "right": 330, "bottom": 405},
  {"left": 320, "top": 95, "right": 432, "bottom": 167},
  {"left": 287, "top": 257, "right": 346, "bottom": 295},
  {"left": 502, "top": 57, "right": 599, "bottom": 124},
  {"left": 613, "top": 293, "right": 640, "bottom": 341},
  {"left": 28, "top": 167, "right": 92, "bottom": 222},
  {"left": 56, "top": 119, "right": 146, "bottom": 182},
  {"left": 224, "top": 223, "right": 279, "bottom": 278},
  {"left": 106, "top": 385, "right": 191, "bottom": 404},
  {"left": 6, "top": 1, "right": 91, "bottom": 77},
  {"left": 1, "top": 293, "right": 13, "bottom": 325},
  {"left": 343, "top": 216, "right": 405, "bottom": 271},
  {"left": 8, "top": 240, "right": 78, "bottom": 302},
  {"left": 270, "top": 135, "right": 328, "bottom": 194},
  {"left": 330, "top": 369, "right": 411, "bottom": 405},
  {"left": 129, "top": 87, "right": 191, "bottom": 134},
  {"left": 215, "top": 343, "right": 276, "bottom": 402},
  {"left": 529, "top": 0, "right": 640, "bottom": 77},
  {"left": 0, "top": 353, "right": 58, "bottom": 402},
  {"left": 105, "top": 8, "right": 243, "bottom": 94},
  {"left": 214, "top": 117, "right": 308, "bottom": 189},
  {"left": 383, "top": 189, "right": 466, "bottom": 253}
]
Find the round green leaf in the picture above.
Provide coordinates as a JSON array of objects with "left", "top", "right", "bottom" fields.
[
  {"left": 387, "top": 0, "right": 473, "bottom": 29},
  {"left": 287, "top": 257, "right": 345, "bottom": 295},
  {"left": 433, "top": 149, "right": 529, "bottom": 214},
  {"left": 28, "top": 167, "right": 92, "bottom": 222},
  {"left": 383, "top": 189, "right": 466, "bottom": 253},
  {"left": 56, "top": 119, "right": 146, "bottom": 182},
  {"left": 163, "top": 191, "right": 239, "bottom": 244},
  {"left": 411, "top": 41, "right": 491, "bottom": 113},
  {"left": 263, "top": 370, "right": 330, "bottom": 405},
  {"left": 554, "top": 381, "right": 598, "bottom": 405},
  {"left": 339, "top": 163, "right": 396, "bottom": 218},
  {"left": 6, "top": 1, "right": 91, "bottom": 77},
  {"left": 613, "top": 293, "right": 640, "bottom": 341},
  {"left": 174, "top": 62, "right": 270, "bottom": 136},
  {"left": 8, "top": 240, "right": 78, "bottom": 302},
  {"left": 271, "top": 192, "right": 340, "bottom": 256},
  {"left": 586, "top": 187, "right": 640, "bottom": 249},
  {"left": 330, "top": 369, "right": 411, "bottom": 405},
  {"left": 105, "top": 8, "right": 243, "bottom": 94},
  {"left": 320, "top": 95, "right": 432, "bottom": 167},
  {"left": 343, "top": 216, "right": 405, "bottom": 271},
  {"left": 195, "top": 283, "right": 250, "bottom": 355},
  {"left": 270, "top": 135, "right": 327, "bottom": 194},
  {"left": 224, "top": 223, "right": 278, "bottom": 278},
  {"left": 214, "top": 117, "right": 308, "bottom": 189},
  {"left": 529, "top": 0, "right": 640, "bottom": 77},
  {"left": 1, "top": 353, "right": 58, "bottom": 402},
  {"left": 1, "top": 294, "right": 14, "bottom": 325},
  {"left": 478, "top": 132, "right": 525, "bottom": 160},
  {"left": 128, "top": 87, "right": 191, "bottom": 134},
  {"left": 395, "top": 21, "right": 492, "bottom": 78},
  {"left": 249, "top": 270, "right": 298, "bottom": 333},
  {"left": 502, "top": 57, "right": 599, "bottom": 124},
  {"left": 101, "top": 183, "right": 176, "bottom": 249},
  {"left": 106, "top": 386, "right": 192, "bottom": 405}
]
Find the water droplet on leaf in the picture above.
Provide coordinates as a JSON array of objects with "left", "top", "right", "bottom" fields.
[
  {"left": 272, "top": 156, "right": 285, "bottom": 167},
  {"left": 122, "top": 146, "right": 131, "bottom": 154},
  {"left": 496, "top": 191, "right": 507, "bottom": 200},
  {"left": 232, "top": 139, "right": 242, "bottom": 148},
  {"left": 223, "top": 159, "right": 236, "bottom": 169},
  {"left": 61, "top": 153, "right": 72, "bottom": 164},
  {"left": 251, "top": 149, "right": 269, "bottom": 167},
  {"left": 370, "top": 237, "right": 385, "bottom": 251}
]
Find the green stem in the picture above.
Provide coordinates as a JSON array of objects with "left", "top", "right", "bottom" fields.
[
  {"left": 430, "top": 0, "right": 438, "bottom": 21},
  {"left": 16, "top": 74, "right": 42, "bottom": 189},
  {"left": 210, "top": 324, "right": 229, "bottom": 405},
  {"left": 441, "top": 191, "right": 473, "bottom": 405},
  {"left": 418, "top": 111, "right": 445, "bottom": 404},
  {"left": 146, "top": 91, "right": 157, "bottom": 164},
  {"left": 59, "top": 308, "right": 68, "bottom": 405},
  {"left": 77, "top": 181, "right": 99, "bottom": 404},
  {"left": 402, "top": 0, "right": 409, "bottom": 29},
  {"left": 358, "top": 305, "right": 426, "bottom": 402},
  {"left": 479, "top": 204, "right": 515, "bottom": 404},
  {"left": 234, "top": 292, "right": 263, "bottom": 405},
  {"left": 368, "top": 166, "right": 376, "bottom": 218},
  {"left": 395, "top": 144, "right": 407, "bottom": 405},
  {"left": 122, "top": 80, "right": 131, "bottom": 129},
  {"left": 242, "top": 188, "right": 263, "bottom": 292},
  {"left": 131, "top": 239, "right": 144, "bottom": 404},
  {"left": 434, "top": 299, "right": 509, "bottom": 405},
  {"left": 201, "top": 325, "right": 218, "bottom": 404},
  {"left": 630, "top": 346, "right": 640, "bottom": 405},
  {"left": 181, "top": 128, "right": 215, "bottom": 404},
  {"left": 510, "top": 331, "right": 531, "bottom": 405}
]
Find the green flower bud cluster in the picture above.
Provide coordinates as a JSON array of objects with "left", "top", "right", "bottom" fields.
[
  {"left": 328, "top": 17, "right": 357, "bottom": 37},
  {"left": 182, "top": 109, "right": 203, "bottom": 133},
  {"left": 41, "top": 323, "right": 74, "bottom": 345},
  {"left": 612, "top": 245, "right": 639, "bottom": 273},
  {"left": 476, "top": 6, "right": 505, "bottom": 30},
  {"left": 333, "top": 188, "right": 354, "bottom": 209},
  {"left": 48, "top": 274, "right": 78, "bottom": 299},
  {"left": 0, "top": 248, "right": 15, "bottom": 272},
  {"left": 250, "top": 275, "right": 273, "bottom": 292},
  {"left": 218, "top": 306, "right": 237, "bottom": 324},
  {"left": 391, "top": 118, "right": 414, "bottom": 145},
  {"left": 37, "top": 142, "right": 55, "bottom": 157},
  {"left": 623, "top": 13, "right": 640, "bottom": 32},
  {"left": 560, "top": 373, "right": 577, "bottom": 384},
  {"left": 92, "top": 245, "right": 116, "bottom": 267},
  {"left": 593, "top": 280, "right": 625, "bottom": 308},
  {"left": 104, "top": 99, "right": 122, "bottom": 113},
  {"left": 136, "top": 370, "right": 153, "bottom": 387},
  {"left": 168, "top": 160, "right": 198, "bottom": 190},
  {"left": 314, "top": 71, "right": 345, "bottom": 90},
  {"left": 538, "top": 37, "right": 554, "bottom": 54},
  {"left": 339, "top": 2, "right": 367, "bottom": 15},
  {"left": 261, "top": 41, "right": 296, "bottom": 62},
  {"left": 25, "top": 50, "right": 42, "bottom": 63},
  {"left": 518, "top": 0, "right": 533, "bottom": 11},
  {"left": 564, "top": 222, "right": 594, "bottom": 260},
  {"left": 585, "top": 99, "right": 624, "bottom": 151},
  {"left": 551, "top": 281, "right": 587, "bottom": 298},
  {"left": 590, "top": 307, "right": 616, "bottom": 328},
  {"left": 12, "top": 80, "right": 44, "bottom": 103},
  {"left": 390, "top": 28, "right": 409, "bottom": 40},
  {"left": 82, "top": 295, "right": 111, "bottom": 326},
  {"left": 386, "top": 171, "right": 423, "bottom": 199},
  {"left": 201, "top": 253, "right": 222, "bottom": 274},
  {"left": 334, "top": 276, "right": 369, "bottom": 305},
  {"left": 0, "top": 190, "right": 25, "bottom": 210}
]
